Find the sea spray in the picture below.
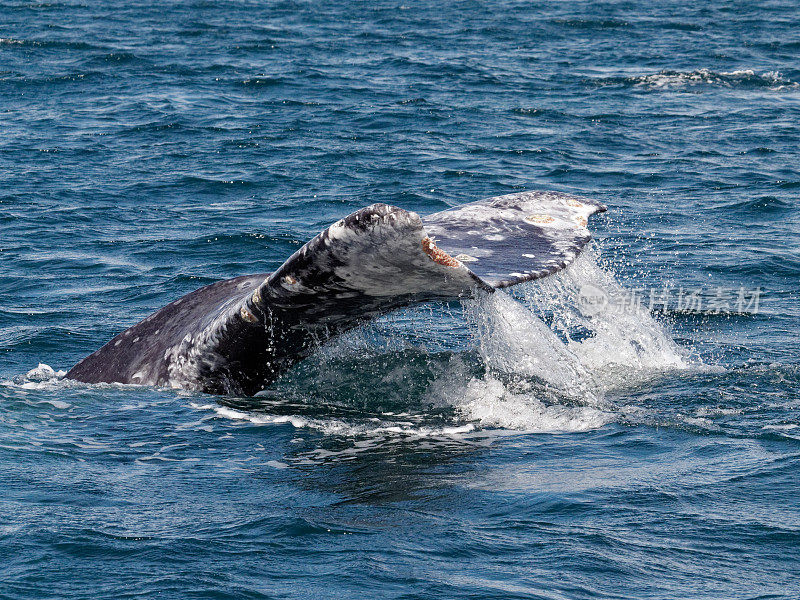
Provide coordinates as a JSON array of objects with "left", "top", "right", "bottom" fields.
[
  {"left": 516, "top": 250, "right": 688, "bottom": 376},
  {"left": 452, "top": 248, "right": 693, "bottom": 429},
  {"left": 463, "top": 289, "right": 596, "bottom": 395}
]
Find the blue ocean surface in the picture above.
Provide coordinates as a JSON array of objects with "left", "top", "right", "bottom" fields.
[{"left": 2, "top": 0, "right": 799, "bottom": 598}]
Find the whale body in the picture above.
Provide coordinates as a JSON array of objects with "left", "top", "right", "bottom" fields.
[{"left": 66, "top": 191, "right": 606, "bottom": 395}]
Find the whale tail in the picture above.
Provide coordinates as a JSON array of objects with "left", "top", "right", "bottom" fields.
[{"left": 66, "top": 191, "right": 606, "bottom": 395}]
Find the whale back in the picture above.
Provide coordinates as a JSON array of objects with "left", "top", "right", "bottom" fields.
[{"left": 66, "top": 274, "right": 268, "bottom": 389}]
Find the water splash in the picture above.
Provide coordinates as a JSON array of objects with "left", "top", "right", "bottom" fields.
[
  {"left": 464, "top": 249, "right": 688, "bottom": 383},
  {"left": 25, "top": 363, "right": 64, "bottom": 381},
  {"left": 451, "top": 248, "right": 694, "bottom": 430},
  {"left": 517, "top": 250, "right": 689, "bottom": 377},
  {"left": 463, "top": 290, "right": 593, "bottom": 392}
]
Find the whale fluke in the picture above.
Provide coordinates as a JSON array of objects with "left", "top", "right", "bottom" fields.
[{"left": 66, "top": 191, "right": 606, "bottom": 395}]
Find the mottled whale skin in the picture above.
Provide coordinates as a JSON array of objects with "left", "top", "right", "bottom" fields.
[{"left": 66, "top": 191, "right": 606, "bottom": 396}]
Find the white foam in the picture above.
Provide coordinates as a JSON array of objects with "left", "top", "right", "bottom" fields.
[
  {"left": 193, "top": 402, "right": 476, "bottom": 438},
  {"left": 1, "top": 363, "right": 69, "bottom": 390},
  {"left": 627, "top": 68, "right": 798, "bottom": 91},
  {"left": 25, "top": 363, "right": 64, "bottom": 382},
  {"left": 455, "top": 376, "right": 611, "bottom": 432}
]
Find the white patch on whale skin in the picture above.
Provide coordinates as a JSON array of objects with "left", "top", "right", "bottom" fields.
[
  {"left": 325, "top": 219, "right": 352, "bottom": 241},
  {"left": 524, "top": 214, "right": 557, "bottom": 226},
  {"left": 162, "top": 294, "right": 259, "bottom": 392}
]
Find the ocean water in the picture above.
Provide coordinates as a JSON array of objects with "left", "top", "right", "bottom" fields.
[{"left": 2, "top": 0, "right": 799, "bottom": 598}]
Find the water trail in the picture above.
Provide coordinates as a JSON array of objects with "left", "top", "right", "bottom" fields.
[{"left": 195, "top": 402, "right": 477, "bottom": 438}]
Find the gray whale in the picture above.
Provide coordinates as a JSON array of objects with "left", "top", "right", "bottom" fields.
[{"left": 66, "top": 191, "right": 606, "bottom": 395}]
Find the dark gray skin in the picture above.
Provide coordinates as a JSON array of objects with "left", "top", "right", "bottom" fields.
[
  {"left": 67, "top": 274, "right": 272, "bottom": 395},
  {"left": 67, "top": 193, "right": 605, "bottom": 396}
]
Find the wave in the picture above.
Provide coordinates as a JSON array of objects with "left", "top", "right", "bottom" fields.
[
  {"left": 552, "top": 18, "right": 630, "bottom": 30},
  {"left": 592, "top": 69, "right": 798, "bottom": 91},
  {"left": 237, "top": 76, "right": 284, "bottom": 87},
  {"left": 719, "top": 195, "right": 792, "bottom": 214},
  {"left": 0, "top": 37, "right": 101, "bottom": 50}
]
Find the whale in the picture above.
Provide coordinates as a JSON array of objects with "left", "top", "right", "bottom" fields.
[{"left": 66, "top": 191, "right": 606, "bottom": 396}]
